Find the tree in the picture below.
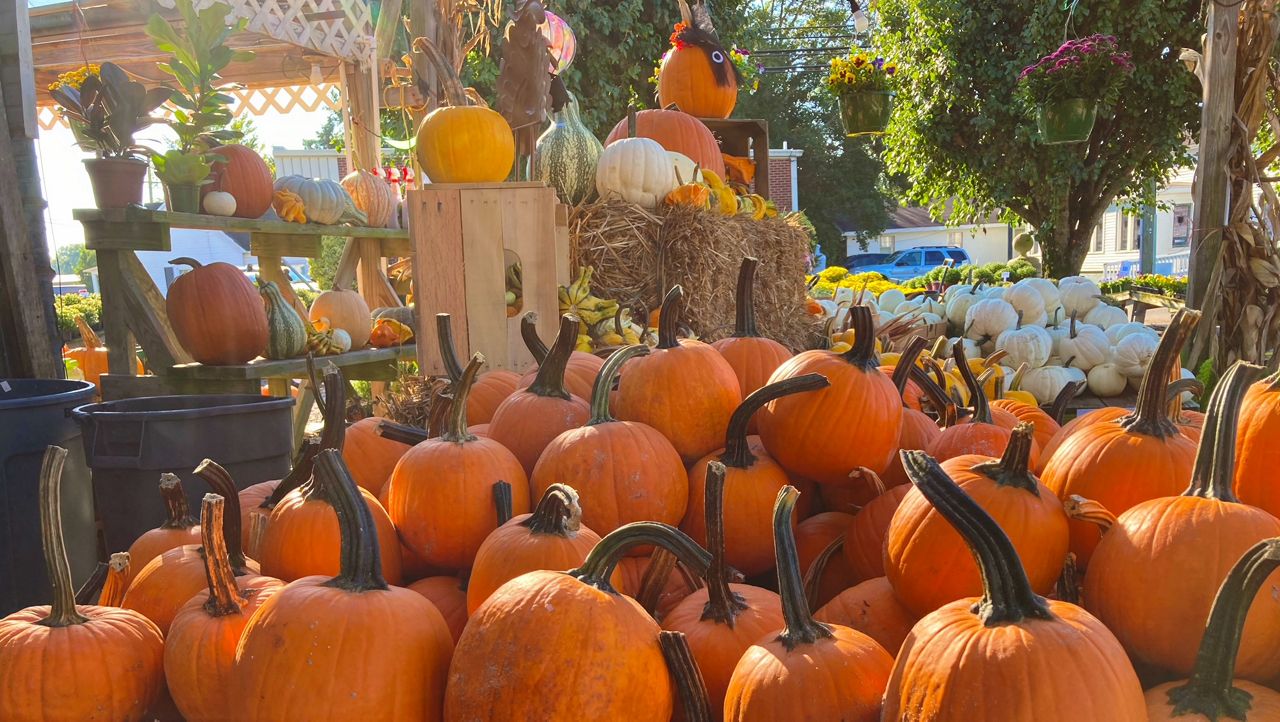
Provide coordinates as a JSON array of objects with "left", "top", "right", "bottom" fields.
[
  {"left": 53, "top": 243, "right": 96, "bottom": 281},
  {"left": 874, "top": 0, "right": 1201, "bottom": 277}
]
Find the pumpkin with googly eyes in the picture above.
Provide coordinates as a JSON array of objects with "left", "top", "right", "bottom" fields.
[{"left": 657, "top": 20, "right": 740, "bottom": 119}]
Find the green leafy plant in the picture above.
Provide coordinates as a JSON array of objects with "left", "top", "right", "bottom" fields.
[
  {"left": 48, "top": 63, "right": 170, "bottom": 158},
  {"left": 151, "top": 149, "right": 214, "bottom": 185},
  {"left": 825, "top": 52, "right": 897, "bottom": 95},
  {"left": 54, "top": 294, "right": 103, "bottom": 341},
  {"left": 1099, "top": 274, "right": 1187, "bottom": 297}
]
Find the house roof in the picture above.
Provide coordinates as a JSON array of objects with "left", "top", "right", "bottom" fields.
[{"left": 838, "top": 200, "right": 1004, "bottom": 235}]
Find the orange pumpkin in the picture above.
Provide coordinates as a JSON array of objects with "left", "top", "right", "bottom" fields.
[
  {"left": 1234, "top": 365, "right": 1280, "bottom": 516},
  {"left": 657, "top": 23, "right": 739, "bottom": 119},
  {"left": 437, "top": 312, "right": 520, "bottom": 424},
  {"left": 927, "top": 342, "right": 1026, "bottom": 463},
  {"left": 166, "top": 257, "right": 269, "bottom": 365},
  {"left": 605, "top": 109, "right": 727, "bottom": 177},
  {"left": 616, "top": 551, "right": 701, "bottom": 621},
  {"left": 711, "top": 258, "right": 794, "bottom": 434},
  {"left": 342, "top": 416, "right": 412, "bottom": 493},
  {"left": 795, "top": 511, "right": 859, "bottom": 608},
  {"left": 0, "top": 447, "right": 165, "bottom": 721},
  {"left": 991, "top": 398, "right": 1061, "bottom": 455},
  {"left": 204, "top": 144, "right": 274, "bottom": 218},
  {"left": 815, "top": 576, "right": 918, "bottom": 657},
  {"left": 1039, "top": 405, "right": 1128, "bottom": 468},
  {"left": 63, "top": 316, "right": 144, "bottom": 389},
  {"left": 309, "top": 285, "right": 372, "bottom": 350},
  {"left": 516, "top": 312, "right": 604, "bottom": 400},
  {"left": 238, "top": 439, "right": 318, "bottom": 556},
  {"left": 723, "top": 486, "right": 895, "bottom": 721},
  {"left": 880, "top": 339, "right": 941, "bottom": 488},
  {"left": 407, "top": 575, "right": 469, "bottom": 644},
  {"left": 124, "top": 473, "right": 200, "bottom": 586},
  {"left": 843, "top": 484, "right": 910, "bottom": 581}
]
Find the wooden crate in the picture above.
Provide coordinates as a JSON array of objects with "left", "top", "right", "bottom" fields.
[
  {"left": 407, "top": 182, "right": 570, "bottom": 375},
  {"left": 700, "top": 118, "right": 770, "bottom": 199}
]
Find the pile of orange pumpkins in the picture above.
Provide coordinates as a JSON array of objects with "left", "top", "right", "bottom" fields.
[{"left": 4, "top": 255, "right": 1280, "bottom": 721}]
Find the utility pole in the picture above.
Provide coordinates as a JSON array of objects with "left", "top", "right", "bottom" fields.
[{"left": 1140, "top": 177, "right": 1157, "bottom": 274}]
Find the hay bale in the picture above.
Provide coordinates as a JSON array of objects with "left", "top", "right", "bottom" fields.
[{"left": 570, "top": 200, "right": 815, "bottom": 349}]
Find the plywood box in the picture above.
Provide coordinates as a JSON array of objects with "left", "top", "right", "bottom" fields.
[{"left": 407, "top": 182, "right": 570, "bottom": 374}]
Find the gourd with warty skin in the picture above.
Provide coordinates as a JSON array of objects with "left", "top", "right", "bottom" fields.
[{"left": 535, "top": 90, "right": 603, "bottom": 205}]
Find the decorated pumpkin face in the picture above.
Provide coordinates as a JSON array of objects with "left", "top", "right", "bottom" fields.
[{"left": 657, "top": 23, "right": 739, "bottom": 119}]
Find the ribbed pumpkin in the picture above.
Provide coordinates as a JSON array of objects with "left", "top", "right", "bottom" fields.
[
  {"left": 1144, "top": 539, "right": 1280, "bottom": 722},
  {"left": 596, "top": 137, "right": 677, "bottom": 208},
  {"left": 413, "top": 40, "right": 514, "bottom": 183},
  {"left": 488, "top": 314, "right": 592, "bottom": 475},
  {"left": 711, "top": 258, "right": 793, "bottom": 434},
  {"left": 1084, "top": 362, "right": 1280, "bottom": 680},
  {"left": 882, "top": 451, "right": 1146, "bottom": 721},
  {"left": 1039, "top": 405, "right": 1129, "bottom": 466},
  {"left": 663, "top": 462, "right": 784, "bottom": 719},
  {"left": 164, "top": 494, "right": 283, "bottom": 722},
  {"left": 516, "top": 312, "right": 603, "bottom": 400},
  {"left": 167, "top": 257, "right": 268, "bottom": 365},
  {"left": 0, "top": 447, "right": 165, "bottom": 722},
  {"left": 124, "top": 473, "right": 200, "bottom": 586},
  {"left": 531, "top": 345, "right": 688, "bottom": 536},
  {"left": 235, "top": 450, "right": 453, "bottom": 721},
  {"left": 437, "top": 313, "right": 521, "bottom": 424},
  {"left": 407, "top": 575, "right": 469, "bottom": 644},
  {"left": 723, "top": 486, "right": 895, "bottom": 722},
  {"left": 815, "top": 576, "right": 917, "bottom": 657},
  {"left": 795, "top": 511, "right": 860, "bottom": 608},
  {"left": 843, "top": 484, "right": 910, "bottom": 580},
  {"left": 272, "top": 175, "right": 361, "bottom": 225},
  {"left": 239, "top": 440, "right": 318, "bottom": 556},
  {"left": 684, "top": 373, "right": 828, "bottom": 577},
  {"left": 880, "top": 339, "right": 941, "bottom": 488},
  {"left": 64, "top": 315, "right": 143, "bottom": 388},
  {"left": 309, "top": 285, "right": 371, "bottom": 350},
  {"left": 204, "top": 144, "right": 274, "bottom": 219},
  {"left": 259, "top": 280, "right": 308, "bottom": 359},
  {"left": 617, "top": 286, "right": 742, "bottom": 464},
  {"left": 1042, "top": 309, "right": 1200, "bottom": 567},
  {"left": 616, "top": 551, "right": 702, "bottom": 620},
  {"left": 340, "top": 168, "right": 398, "bottom": 228},
  {"left": 757, "top": 305, "right": 902, "bottom": 485},
  {"left": 1233, "top": 364, "right": 1280, "bottom": 516},
  {"left": 386, "top": 353, "right": 532, "bottom": 570},
  {"left": 535, "top": 90, "right": 603, "bottom": 204},
  {"left": 657, "top": 28, "right": 739, "bottom": 119},
  {"left": 605, "top": 109, "right": 727, "bottom": 177},
  {"left": 343, "top": 416, "right": 412, "bottom": 493}
]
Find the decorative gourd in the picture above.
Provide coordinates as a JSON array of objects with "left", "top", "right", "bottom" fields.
[
  {"left": 657, "top": 20, "right": 739, "bottom": 119},
  {"left": 604, "top": 108, "right": 728, "bottom": 177},
  {"left": 532, "top": 345, "right": 688, "bottom": 536},
  {"left": 964, "top": 298, "right": 1018, "bottom": 345},
  {"left": 722, "top": 487, "right": 895, "bottom": 722},
  {"left": 758, "top": 305, "right": 901, "bottom": 485},
  {"left": 124, "top": 473, "right": 200, "bottom": 585},
  {"left": 1042, "top": 309, "right": 1200, "bottom": 566},
  {"left": 164, "top": 494, "right": 284, "bottom": 722},
  {"left": 1235, "top": 365, "right": 1280, "bottom": 516},
  {"left": 596, "top": 137, "right": 677, "bottom": 208},
  {"left": 1083, "top": 302, "right": 1128, "bottom": 330},
  {"left": 204, "top": 144, "right": 274, "bottom": 218},
  {"left": 616, "top": 286, "right": 742, "bottom": 464},
  {"left": 203, "top": 190, "right": 237, "bottom": 216},
  {"left": 235, "top": 450, "right": 453, "bottom": 721},
  {"left": 665, "top": 180, "right": 713, "bottom": 208},
  {"left": 0, "top": 447, "right": 165, "bottom": 721},
  {"left": 1144, "top": 540, "right": 1280, "bottom": 721},
  {"left": 437, "top": 313, "right": 521, "bottom": 424},
  {"left": 309, "top": 285, "right": 371, "bottom": 350},
  {"left": 711, "top": 258, "right": 794, "bottom": 432},
  {"left": 412, "top": 39, "right": 514, "bottom": 183},
  {"left": 167, "top": 257, "right": 269, "bottom": 365},
  {"left": 341, "top": 169, "right": 398, "bottom": 228},
  {"left": 1084, "top": 362, "right": 1280, "bottom": 679},
  {"left": 259, "top": 280, "right": 308, "bottom": 360},
  {"left": 272, "top": 189, "right": 306, "bottom": 223},
  {"left": 882, "top": 451, "right": 1146, "bottom": 721},
  {"left": 815, "top": 576, "right": 918, "bottom": 657},
  {"left": 535, "top": 90, "right": 603, "bottom": 204},
  {"left": 1088, "top": 362, "right": 1128, "bottom": 397},
  {"left": 995, "top": 321, "right": 1052, "bottom": 369},
  {"left": 273, "top": 175, "right": 363, "bottom": 225}
]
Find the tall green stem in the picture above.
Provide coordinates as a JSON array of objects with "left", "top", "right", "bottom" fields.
[
  {"left": 970, "top": 423, "right": 1038, "bottom": 494},
  {"left": 199, "top": 493, "right": 247, "bottom": 617},
  {"left": 37, "top": 446, "right": 87, "bottom": 627},
  {"left": 953, "top": 339, "right": 991, "bottom": 425},
  {"left": 700, "top": 462, "right": 746, "bottom": 626},
  {"left": 721, "top": 374, "right": 828, "bottom": 468},
  {"left": 316, "top": 449, "right": 388, "bottom": 592},
  {"left": 520, "top": 312, "right": 550, "bottom": 363},
  {"left": 588, "top": 345, "right": 648, "bottom": 425},
  {"left": 1122, "top": 308, "right": 1200, "bottom": 438},
  {"left": 527, "top": 314, "right": 578, "bottom": 399},
  {"left": 570, "top": 522, "right": 713, "bottom": 594},
  {"left": 773, "top": 485, "right": 833, "bottom": 650},
  {"left": 441, "top": 353, "right": 485, "bottom": 442},
  {"left": 193, "top": 458, "right": 251, "bottom": 575},
  {"left": 657, "top": 286, "right": 685, "bottom": 350},
  {"left": 731, "top": 257, "right": 761, "bottom": 338},
  {"left": 157, "top": 473, "right": 198, "bottom": 530},
  {"left": 838, "top": 305, "right": 879, "bottom": 370},
  {"left": 1183, "top": 361, "right": 1260, "bottom": 502},
  {"left": 892, "top": 336, "right": 928, "bottom": 400},
  {"left": 435, "top": 313, "right": 466, "bottom": 382}
]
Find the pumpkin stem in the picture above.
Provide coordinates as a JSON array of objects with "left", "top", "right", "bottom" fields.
[
  {"left": 527, "top": 315, "right": 578, "bottom": 399},
  {"left": 953, "top": 340, "right": 992, "bottom": 425},
  {"left": 169, "top": 257, "right": 203, "bottom": 270},
  {"left": 1122, "top": 308, "right": 1200, "bottom": 438},
  {"left": 838, "top": 305, "right": 879, "bottom": 369},
  {"left": 772, "top": 485, "right": 833, "bottom": 649},
  {"left": 892, "top": 336, "right": 929, "bottom": 399},
  {"left": 720, "top": 374, "right": 829, "bottom": 469},
  {"left": 1165, "top": 539, "right": 1280, "bottom": 720},
  {"left": 801, "top": 535, "right": 844, "bottom": 613},
  {"left": 901, "top": 450, "right": 1054, "bottom": 626},
  {"left": 570, "top": 521, "right": 714, "bottom": 594},
  {"left": 1063, "top": 494, "right": 1117, "bottom": 534},
  {"left": 636, "top": 548, "right": 679, "bottom": 616},
  {"left": 731, "top": 257, "right": 762, "bottom": 338},
  {"left": 970, "top": 423, "right": 1039, "bottom": 494},
  {"left": 657, "top": 286, "right": 685, "bottom": 350},
  {"left": 1053, "top": 553, "right": 1082, "bottom": 605},
  {"left": 426, "top": 386, "right": 453, "bottom": 438},
  {"left": 74, "top": 315, "right": 102, "bottom": 350},
  {"left": 588, "top": 344, "right": 648, "bottom": 425},
  {"left": 410, "top": 38, "right": 470, "bottom": 107},
  {"left": 263, "top": 439, "right": 321, "bottom": 508},
  {"left": 492, "top": 481, "right": 514, "bottom": 526},
  {"left": 1069, "top": 310, "right": 1078, "bottom": 339},
  {"left": 97, "top": 553, "right": 130, "bottom": 607},
  {"left": 315, "top": 449, "right": 388, "bottom": 592},
  {"left": 317, "top": 365, "right": 347, "bottom": 453},
  {"left": 524, "top": 484, "right": 582, "bottom": 536},
  {"left": 1183, "top": 362, "right": 1260, "bottom": 503},
  {"left": 910, "top": 365, "right": 955, "bottom": 427},
  {"left": 157, "top": 473, "right": 198, "bottom": 530},
  {"left": 700, "top": 462, "right": 749, "bottom": 627},
  {"left": 1048, "top": 380, "right": 1086, "bottom": 425},
  {"left": 435, "top": 313, "right": 467, "bottom": 382},
  {"left": 441, "top": 353, "right": 484, "bottom": 442},
  {"left": 660, "top": 631, "right": 712, "bottom": 722},
  {"left": 1167, "top": 378, "right": 1204, "bottom": 407},
  {"left": 192, "top": 459, "right": 251, "bottom": 575},
  {"left": 36, "top": 446, "right": 88, "bottom": 627},
  {"left": 74, "top": 561, "right": 110, "bottom": 605},
  {"left": 520, "top": 312, "right": 550, "bottom": 363},
  {"left": 199, "top": 494, "right": 248, "bottom": 617}
]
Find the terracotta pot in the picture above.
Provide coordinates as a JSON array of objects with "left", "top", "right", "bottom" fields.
[
  {"left": 163, "top": 183, "right": 202, "bottom": 214},
  {"left": 84, "top": 158, "right": 147, "bottom": 209}
]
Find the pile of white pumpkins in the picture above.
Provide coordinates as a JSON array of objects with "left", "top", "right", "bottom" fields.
[{"left": 862, "top": 276, "right": 1191, "bottom": 404}]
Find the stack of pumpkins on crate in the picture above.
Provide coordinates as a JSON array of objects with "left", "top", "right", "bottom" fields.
[{"left": 5, "top": 255, "right": 1280, "bottom": 721}]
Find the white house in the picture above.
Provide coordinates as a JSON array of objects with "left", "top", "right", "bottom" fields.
[
  {"left": 845, "top": 203, "right": 1017, "bottom": 266},
  {"left": 1079, "top": 164, "right": 1194, "bottom": 279}
]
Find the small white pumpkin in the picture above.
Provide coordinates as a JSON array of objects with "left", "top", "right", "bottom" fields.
[
  {"left": 1046, "top": 325, "right": 1071, "bottom": 358},
  {"left": 1059, "top": 318, "right": 1110, "bottom": 372},
  {"left": 1087, "top": 362, "right": 1128, "bottom": 397},
  {"left": 1083, "top": 303, "right": 1128, "bottom": 330},
  {"left": 918, "top": 311, "right": 944, "bottom": 326},
  {"left": 1059, "top": 276, "right": 1102, "bottom": 317},
  {"left": 1113, "top": 331, "right": 1159, "bottom": 377},
  {"left": 916, "top": 296, "right": 944, "bottom": 317},
  {"left": 945, "top": 285, "right": 984, "bottom": 328},
  {"left": 995, "top": 323, "right": 1052, "bottom": 369},
  {"left": 596, "top": 138, "right": 676, "bottom": 208},
  {"left": 942, "top": 284, "right": 972, "bottom": 303},
  {"left": 1003, "top": 281, "right": 1049, "bottom": 327},
  {"left": 1022, "top": 365, "right": 1086, "bottom": 405},
  {"left": 329, "top": 328, "right": 353, "bottom": 354},
  {"left": 816, "top": 299, "right": 839, "bottom": 318},
  {"left": 878, "top": 288, "right": 907, "bottom": 314},
  {"left": 897, "top": 296, "right": 924, "bottom": 314},
  {"left": 1105, "top": 322, "right": 1156, "bottom": 346},
  {"left": 667, "top": 151, "right": 704, "bottom": 185},
  {"left": 981, "top": 285, "right": 1008, "bottom": 300},
  {"left": 1020, "top": 277, "right": 1061, "bottom": 311},
  {"left": 964, "top": 298, "right": 1019, "bottom": 343},
  {"left": 203, "top": 191, "right": 237, "bottom": 217}
]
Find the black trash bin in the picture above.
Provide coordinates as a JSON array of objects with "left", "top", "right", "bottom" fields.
[
  {"left": 0, "top": 379, "right": 98, "bottom": 616},
  {"left": 73, "top": 394, "right": 295, "bottom": 553}
]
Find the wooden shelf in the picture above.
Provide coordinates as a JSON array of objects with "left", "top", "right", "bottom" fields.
[
  {"left": 162, "top": 344, "right": 417, "bottom": 381},
  {"left": 73, "top": 207, "right": 409, "bottom": 239}
]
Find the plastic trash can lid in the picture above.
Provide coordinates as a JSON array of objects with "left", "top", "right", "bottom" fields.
[{"left": 0, "top": 379, "right": 96, "bottom": 410}]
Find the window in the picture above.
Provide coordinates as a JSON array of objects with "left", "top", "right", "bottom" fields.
[
  {"left": 1092, "top": 221, "right": 1104, "bottom": 252},
  {"left": 1172, "top": 204, "right": 1191, "bottom": 247},
  {"left": 947, "top": 230, "right": 964, "bottom": 246},
  {"left": 1116, "top": 213, "right": 1138, "bottom": 252},
  {"left": 924, "top": 250, "right": 946, "bottom": 266},
  {"left": 945, "top": 249, "right": 968, "bottom": 264},
  {"left": 895, "top": 251, "right": 922, "bottom": 267},
  {"left": 879, "top": 235, "right": 895, "bottom": 252}
]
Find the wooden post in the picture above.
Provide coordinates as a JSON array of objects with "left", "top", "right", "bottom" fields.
[{"left": 1189, "top": 2, "right": 1238, "bottom": 310}]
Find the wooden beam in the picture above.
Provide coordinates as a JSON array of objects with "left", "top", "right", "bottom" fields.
[
  {"left": 114, "top": 251, "right": 191, "bottom": 369},
  {"left": 93, "top": 250, "right": 137, "bottom": 375}
]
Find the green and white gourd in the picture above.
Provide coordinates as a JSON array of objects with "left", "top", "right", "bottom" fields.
[
  {"left": 259, "top": 281, "right": 309, "bottom": 359},
  {"left": 273, "top": 175, "right": 367, "bottom": 225},
  {"left": 535, "top": 91, "right": 603, "bottom": 205}
]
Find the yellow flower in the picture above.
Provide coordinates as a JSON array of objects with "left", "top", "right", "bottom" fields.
[{"left": 48, "top": 64, "right": 100, "bottom": 92}]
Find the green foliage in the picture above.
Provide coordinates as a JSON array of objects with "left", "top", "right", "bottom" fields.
[
  {"left": 1099, "top": 273, "right": 1186, "bottom": 297},
  {"left": 151, "top": 149, "right": 213, "bottom": 185},
  {"left": 310, "top": 236, "right": 346, "bottom": 290},
  {"left": 295, "top": 287, "right": 320, "bottom": 309},
  {"left": 874, "top": 0, "right": 1201, "bottom": 277},
  {"left": 53, "top": 244, "right": 97, "bottom": 281},
  {"left": 903, "top": 259, "right": 1036, "bottom": 288},
  {"left": 49, "top": 63, "right": 170, "bottom": 158},
  {"left": 54, "top": 294, "right": 103, "bottom": 340},
  {"left": 1195, "top": 357, "right": 1217, "bottom": 407}
]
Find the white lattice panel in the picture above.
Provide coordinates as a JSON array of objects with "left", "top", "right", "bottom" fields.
[
  {"left": 153, "top": 0, "right": 376, "bottom": 64},
  {"left": 38, "top": 83, "right": 343, "bottom": 130}
]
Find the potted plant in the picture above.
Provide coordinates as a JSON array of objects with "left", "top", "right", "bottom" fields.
[
  {"left": 151, "top": 150, "right": 214, "bottom": 213},
  {"left": 824, "top": 52, "right": 897, "bottom": 137},
  {"left": 48, "top": 63, "right": 170, "bottom": 208},
  {"left": 1018, "top": 34, "right": 1134, "bottom": 145}
]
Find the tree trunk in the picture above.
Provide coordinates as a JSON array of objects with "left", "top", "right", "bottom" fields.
[{"left": 1037, "top": 200, "right": 1086, "bottom": 279}]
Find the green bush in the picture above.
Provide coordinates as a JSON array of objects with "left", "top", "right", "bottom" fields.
[
  {"left": 295, "top": 287, "right": 319, "bottom": 309},
  {"left": 54, "top": 294, "right": 103, "bottom": 341},
  {"left": 310, "top": 236, "right": 346, "bottom": 290}
]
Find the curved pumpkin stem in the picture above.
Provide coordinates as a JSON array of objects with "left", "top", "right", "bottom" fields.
[
  {"left": 953, "top": 339, "right": 991, "bottom": 425},
  {"left": 435, "top": 313, "right": 467, "bottom": 382},
  {"left": 570, "top": 521, "right": 714, "bottom": 595},
  {"left": 193, "top": 459, "right": 251, "bottom": 575},
  {"left": 157, "top": 473, "right": 198, "bottom": 530},
  {"left": 773, "top": 485, "right": 833, "bottom": 649},
  {"left": 410, "top": 37, "right": 471, "bottom": 107},
  {"left": 1121, "top": 308, "right": 1200, "bottom": 438},
  {"left": 36, "top": 446, "right": 87, "bottom": 627},
  {"left": 731, "top": 257, "right": 762, "bottom": 338},
  {"left": 839, "top": 305, "right": 879, "bottom": 370},
  {"left": 426, "top": 385, "right": 453, "bottom": 438},
  {"left": 910, "top": 364, "right": 956, "bottom": 427},
  {"left": 901, "top": 450, "right": 1054, "bottom": 626},
  {"left": 1048, "top": 379, "right": 1087, "bottom": 425},
  {"left": 97, "top": 552, "right": 130, "bottom": 607},
  {"left": 720, "top": 374, "right": 829, "bottom": 469},
  {"left": 1167, "top": 378, "right": 1204, "bottom": 406},
  {"left": 317, "top": 365, "right": 347, "bottom": 453},
  {"left": 169, "top": 257, "right": 203, "bottom": 270},
  {"left": 588, "top": 344, "right": 648, "bottom": 425},
  {"left": 524, "top": 483, "right": 582, "bottom": 536},
  {"left": 1165, "top": 539, "right": 1280, "bottom": 720},
  {"left": 492, "top": 480, "right": 514, "bottom": 526},
  {"left": 313, "top": 449, "right": 388, "bottom": 592},
  {"left": 892, "top": 336, "right": 929, "bottom": 400},
  {"left": 74, "top": 561, "right": 110, "bottom": 605},
  {"left": 199, "top": 493, "right": 248, "bottom": 617},
  {"left": 527, "top": 315, "right": 578, "bottom": 399},
  {"left": 1054, "top": 553, "right": 1082, "bottom": 605},
  {"left": 660, "top": 631, "right": 712, "bottom": 722},
  {"left": 520, "top": 312, "right": 550, "bottom": 364},
  {"left": 74, "top": 315, "right": 102, "bottom": 350},
  {"left": 1183, "top": 361, "right": 1260, "bottom": 503},
  {"left": 700, "top": 462, "right": 747, "bottom": 627},
  {"left": 970, "top": 423, "right": 1038, "bottom": 494},
  {"left": 657, "top": 286, "right": 685, "bottom": 350},
  {"left": 635, "top": 547, "right": 679, "bottom": 616},
  {"left": 441, "top": 353, "right": 484, "bottom": 443},
  {"left": 801, "top": 535, "right": 843, "bottom": 614},
  {"left": 1064, "top": 495, "right": 1117, "bottom": 535},
  {"left": 262, "top": 439, "right": 322, "bottom": 509}
]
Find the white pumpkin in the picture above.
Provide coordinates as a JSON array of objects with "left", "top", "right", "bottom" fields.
[
  {"left": 203, "top": 191, "right": 237, "bottom": 217},
  {"left": 1177, "top": 367, "right": 1197, "bottom": 404},
  {"left": 1021, "top": 277, "right": 1061, "bottom": 310},
  {"left": 949, "top": 336, "right": 982, "bottom": 360},
  {"left": 1105, "top": 322, "right": 1156, "bottom": 346},
  {"left": 964, "top": 298, "right": 1019, "bottom": 343},
  {"left": 981, "top": 285, "right": 1008, "bottom": 299},
  {"left": 999, "top": 365, "right": 1017, "bottom": 392},
  {"left": 1003, "top": 282, "right": 1049, "bottom": 328},
  {"left": 918, "top": 311, "right": 944, "bottom": 326},
  {"left": 942, "top": 284, "right": 972, "bottom": 302},
  {"left": 916, "top": 296, "right": 945, "bottom": 316},
  {"left": 1083, "top": 303, "right": 1128, "bottom": 330},
  {"left": 273, "top": 175, "right": 360, "bottom": 225},
  {"left": 817, "top": 299, "right": 839, "bottom": 318},
  {"left": 667, "top": 151, "right": 704, "bottom": 186},
  {"left": 595, "top": 138, "right": 676, "bottom": 208},
  {"left": 1114, "top": 331, "right": 1159, "bottom": 377},
  {"left": 1087, "top": 363, "right": 1128, "bottom": 397},
  {"left": 1045, "top": 304, "right": 1066, "bottom": 327},
  {"left": 1046, "top": 325, "right": 1071, "bottom": 358},
  {"left": 878, "top": 288, "right": 907, "bottom": 313},
  {"left": 945, "top": 286, "right": 984, "bottom": 328},
  {"left": 995, "top": 324, "right": 1052, "bottom": 369},
  {"left": 1059, "top": 319, "right": 1110, "bottom": 372},
  {"left": 1059, "top": 277, "right": 1102, "bottom": 317},
  {"left": 897, "top": 296, "right": 924, "bottom": 314},
  {"left": 1022, "top": 365, "right": 1086, "bottom": 405}
]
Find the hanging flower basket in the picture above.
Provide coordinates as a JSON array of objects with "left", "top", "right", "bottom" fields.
[
  {"left": 839, "top": 91, "right": 894, "bottom": 137},
  {"left": 1036, "top": 98, "right": 1098, "bottom": 145}
]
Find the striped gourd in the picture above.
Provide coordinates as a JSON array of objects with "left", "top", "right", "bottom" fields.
[
  {"left": 535, "top": 91, "right": 602, "bottom": 205},
  {"left": 259, "top": 281, "right": 308, "bottom": 359}
]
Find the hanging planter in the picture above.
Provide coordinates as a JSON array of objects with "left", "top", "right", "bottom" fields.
[
  {"left": 825, "top": 53, "right": 898, "bottom": 138},
  {"left": 1036, "top": 98, "right": 1098, "bottom": 145},
  {"left": 839, "top": 91, "right": 894, "bottom": 137},
  {"left": 1018, "top": 35, "right": 1133, "bottom": 146}
]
